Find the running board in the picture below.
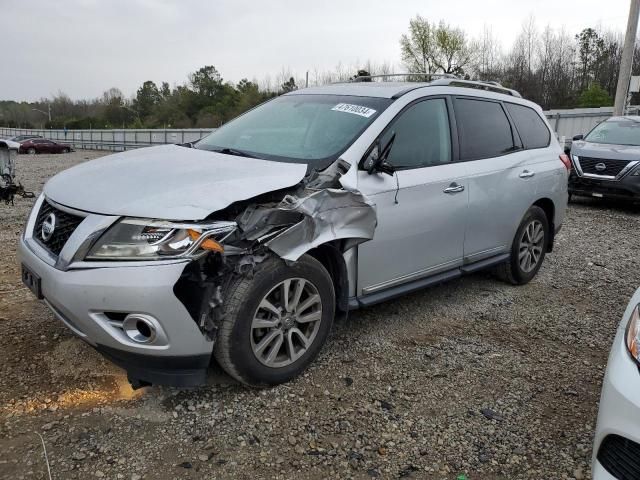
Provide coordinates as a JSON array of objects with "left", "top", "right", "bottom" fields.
[
  {"left": 459, "top": 253, "right": 510, "bottom": 273},
  {"left": 348, "top": 253, "right": 510, "bottom": 310}
]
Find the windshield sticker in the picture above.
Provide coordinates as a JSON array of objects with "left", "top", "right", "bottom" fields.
[{"left": 331, "top": 103, "right": 377, "bottom": 118}]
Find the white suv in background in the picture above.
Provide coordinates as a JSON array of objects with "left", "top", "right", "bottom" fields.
[{"left": 19, "top": 78, "right": 569, "bottom": 388}]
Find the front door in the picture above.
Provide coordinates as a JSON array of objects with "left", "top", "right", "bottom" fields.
[{"left": 356, "top": 97, "right": 468, "bottom": 296}]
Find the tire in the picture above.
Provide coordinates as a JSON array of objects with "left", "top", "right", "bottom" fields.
[
  {"left": 495, "top": 206, "right": 549, "bottom": 285},
  {"left": 214, "top": 254, "right": 335, "bottom": 387},
  {"left": 62, "top": 148, "right": 70, "bottom": 154},
  {"left": 27, "top": 148, "right": 36, "bottom": 155}
]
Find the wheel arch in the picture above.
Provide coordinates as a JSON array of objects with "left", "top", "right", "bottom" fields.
[
  {"left": 305, "top": 241, "right": 350, "bottom": 314},
  {"left": 532, "top": 197, "right": 555, "bottom": 252}
]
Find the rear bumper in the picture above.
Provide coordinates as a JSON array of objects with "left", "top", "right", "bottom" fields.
[{"left": 569, "top": 172, "right": 640, "bottom": 200}]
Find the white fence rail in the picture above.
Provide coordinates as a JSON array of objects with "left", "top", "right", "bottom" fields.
[
  {"left": 0, "top": 127, "right": 214, "bottom": 151},
  {"left": 1, "top": 106, "right": 638, "bottom": 152}
]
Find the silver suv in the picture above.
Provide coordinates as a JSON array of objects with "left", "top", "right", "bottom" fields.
[{"left": 19, "top": 78, "right": 569, "bottom": 388}]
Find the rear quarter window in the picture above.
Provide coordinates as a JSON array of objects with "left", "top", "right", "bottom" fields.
[
  {"left": 505, "top": 103, "right": 550, "bottom": 149},
  {"left": 454, "top": 98, "right": 516, "bottom": 160}
]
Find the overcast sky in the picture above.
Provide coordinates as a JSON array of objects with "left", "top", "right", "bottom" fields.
[{"left": 0, "top": 0, "right": 633, "bottom": 101}]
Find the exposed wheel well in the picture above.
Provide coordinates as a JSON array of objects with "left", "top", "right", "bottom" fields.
[
  {"left": 306, "top": 242, "right": 349, "bottom": 314},
  {"left": 532, "top": 198, "right": 555, "bottom": 252}
]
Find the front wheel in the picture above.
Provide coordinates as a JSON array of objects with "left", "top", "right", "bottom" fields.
[
  {"left": 27, "top": 148, "right": 36, "bottom": 155},
  {"left": 495, "top": 206, "right": 549, "bottom": 285},
  {"left": 62, "top": 148, "right": 70, "bottom": 154},
  {"left": 214, "top": 254, "right": 335, "bottom": 387}
]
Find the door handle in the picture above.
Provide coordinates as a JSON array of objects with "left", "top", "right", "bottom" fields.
[
  {"left": 519, "top": 170, "right": 535, "bottom": 178},
  {"left": 443, "top": 183, "right": 465, "bottom": 194}
]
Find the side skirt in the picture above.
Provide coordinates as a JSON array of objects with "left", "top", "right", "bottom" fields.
[{"left": 348, "top": 253, "right": 510, "bottom": 310}]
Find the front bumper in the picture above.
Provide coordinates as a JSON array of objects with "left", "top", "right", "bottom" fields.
[
  {"left": 569, "top": 171, "right": 640, "bottom": 200},
  {"left": 593, "top": 295, "right": 640, "bottom": 479},
  {"left": 18, "top": 235, "right": 213, "bottom": 387}
]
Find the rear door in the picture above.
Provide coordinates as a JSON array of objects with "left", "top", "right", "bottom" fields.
[
  {"left": 452, "top": 97, "right": 537, "bottom": 262},
  {"left": 356, "top": 97, "right": 468, "bottom": 295}
]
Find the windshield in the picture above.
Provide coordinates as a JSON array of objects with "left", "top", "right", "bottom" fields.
[
  {"left": 195, "top": 94, "right": 392, "bottom": 164},
  {"left": 585, "top": 119, "right": 640, "bottom": 146}
]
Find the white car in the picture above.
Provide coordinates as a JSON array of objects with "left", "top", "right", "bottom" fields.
[{"left": 593, "top": 287, "right": 640, "bottom": 479}]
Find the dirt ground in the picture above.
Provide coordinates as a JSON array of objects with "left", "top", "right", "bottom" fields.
[{"left": 1, "top": 150, "right": 639, "bottom": 480}]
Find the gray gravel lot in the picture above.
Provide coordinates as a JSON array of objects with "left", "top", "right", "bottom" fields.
[{"left": 1, "top": 150, "right": 639, "bottom": 479}]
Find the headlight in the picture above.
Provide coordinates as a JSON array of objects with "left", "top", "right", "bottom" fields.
[
  {"left": 625, "top": 304, "right": 640, "bottom": 363},
  {"left": 86, "top": 218, "right": 236, "bottom": 260}
]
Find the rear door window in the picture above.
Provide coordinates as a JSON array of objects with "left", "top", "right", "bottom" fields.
[
  {"left": 454, "top": 98, "right": 516, "bottom": 160},
  {"left": 505, "top": 103, "right": 550, "bottom": 149}
]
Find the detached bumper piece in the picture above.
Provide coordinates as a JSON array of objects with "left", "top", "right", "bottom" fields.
[
  {"left": 597, "top": 434, "right": 640, "bottom": 480},
  {"left": 95, "top": 344, "right": 210, "bottom": 388}
]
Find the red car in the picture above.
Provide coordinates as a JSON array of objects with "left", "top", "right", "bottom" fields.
[{"left": 19, "top": 139, "right": 73, "bottom": 154}]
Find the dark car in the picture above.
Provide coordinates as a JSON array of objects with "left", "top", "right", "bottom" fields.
[
  {"left": 8, "top": 135, "right": 43, "bottom": 142},
  {"left": 19, "top": 138, "right": 73, "bottom": 155},
  {"left": 569, "top": 116, "right": 640, "bottom": 201}
]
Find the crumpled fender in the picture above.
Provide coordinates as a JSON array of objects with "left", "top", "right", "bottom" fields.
[{"left": 265, "top": 186, "right": 377, "bottom": 261}]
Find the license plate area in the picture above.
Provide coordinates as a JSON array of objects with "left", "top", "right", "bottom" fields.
[
  {"left": 22, "top": 264, "right": 42, "bottom": 299},
  {"left": 592, "top": 192, "right": 604, "bottom": 198}
]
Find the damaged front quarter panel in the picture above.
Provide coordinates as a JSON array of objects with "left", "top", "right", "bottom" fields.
[
  {"left": 235, "top": 159, "right": 377, "bottom": 261},
  {"left": 264, "top": 188, "right": 376, "bottom": 261},
  {"left": 175, "top": 159, "right": 377, "bottom": 340}
]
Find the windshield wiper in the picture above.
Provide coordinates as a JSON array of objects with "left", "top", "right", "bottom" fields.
[{"left": 211, "top": 147, "right": 259, "bottom": 159}]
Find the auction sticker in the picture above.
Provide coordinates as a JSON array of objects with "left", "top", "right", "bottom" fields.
[{"left": 331, "top": 103, "right": 377, "bottom": 118}]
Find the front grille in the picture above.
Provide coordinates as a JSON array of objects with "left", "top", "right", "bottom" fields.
[
  {"left": 597, "top": 434, "right": 640, "bottom": 479},
  {"left": 34, "top": 200, "right": 84, "bottom": 256},
  {"left": 578, "top": 156, "right": 632, "bottom": 177}
]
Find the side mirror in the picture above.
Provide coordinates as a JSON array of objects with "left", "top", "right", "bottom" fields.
[
  {"left": 572, "top": 134, "right": 584, "bottom": 141},
  {"left": 363, "top": 133, "right": 396, "bottom": 176}
]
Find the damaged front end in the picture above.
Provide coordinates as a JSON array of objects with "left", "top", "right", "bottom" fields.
[{"left": 174, "top": 159, "right": 376, "bottom": 340}]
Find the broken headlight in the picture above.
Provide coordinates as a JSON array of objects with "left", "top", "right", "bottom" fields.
[{"left": 86, "top": 218, "right": 236, "bottom": 260}]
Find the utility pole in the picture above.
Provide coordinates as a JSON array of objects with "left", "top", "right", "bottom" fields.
[{"left": 614, "top": 0, "right": 640, "bottom": 116}]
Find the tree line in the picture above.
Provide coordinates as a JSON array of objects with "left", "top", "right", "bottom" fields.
[{"left": 1, "top": 14, "right": 638, "bottom": 130}]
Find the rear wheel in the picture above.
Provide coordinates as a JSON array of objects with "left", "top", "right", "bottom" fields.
[
  {"left": 214, "top": 254, "right": 335, "bottom": 387},
  {"left": 495, "top": 206, "right": 549, "bottom": 285}
]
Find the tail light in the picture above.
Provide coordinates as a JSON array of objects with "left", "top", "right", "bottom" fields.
[{"left": 559, "top": 154, "right": 572, "bottom": 171}]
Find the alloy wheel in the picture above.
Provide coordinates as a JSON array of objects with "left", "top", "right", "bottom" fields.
[
  {"left": 250, "top": 278, "right": 323, "bottom": 368},
  {"left": 518, "top": 219, "right": 544, "bottom": 273}
]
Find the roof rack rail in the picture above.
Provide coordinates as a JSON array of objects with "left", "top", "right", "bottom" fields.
[
  {"left": 344, "top": 73, "right": 522, "bottom": 98},
  {"left": 349, "top": 73, "right": 458, "bottom": 83},
  {"left": 429, "top": 78, "right": 522, "bottom": 97}
]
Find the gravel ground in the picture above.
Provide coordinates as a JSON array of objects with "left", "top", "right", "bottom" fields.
[{"left": 1, "top": 150, "right": 639, "bottom": 480}]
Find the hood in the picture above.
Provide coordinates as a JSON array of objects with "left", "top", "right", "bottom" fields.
[
  {"left": 44, "top": 145, "right": 308, "bottom": 220},
  {"left": 571, "top": 140, "right": 640, "bottom": 161}
]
